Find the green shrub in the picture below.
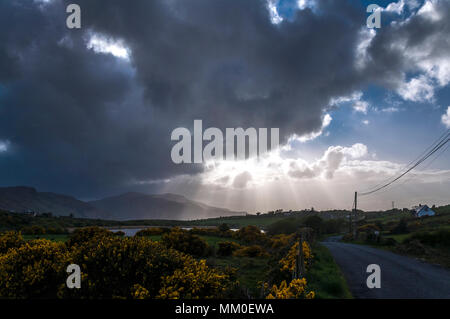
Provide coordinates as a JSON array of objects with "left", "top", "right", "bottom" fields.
[
  {"left": 162, "top": 228, "right": 209, "bottom": 257},
  {"left": 233, "top": 245, "right": 268, "bottom": 257},
  {"left": 234, "top": 226, "right": 267, "bottom": 244},
  {"left": 407, "top": 230, "right": 450, "bottom": 248},
  {"left": 135, "top": 227, "right": 169, "bottom": 237},
  {"left": 267, "top": 218, "right": 301, "bottom": 235},
  {"left": 217, "top": 241, "right": 241, "bottom": 256}
]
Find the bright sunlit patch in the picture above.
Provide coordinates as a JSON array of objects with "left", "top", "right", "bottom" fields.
[
  {"left": 267, "top": 0, "right": 283, "bottom": 24},
  {"left": 87, "top": 33, "right": 131, "bottom": 60},
  {"left": 0, "top": 140, "right": 9, "bottom": 153},
  {"left": 200, "top": 142, "right": 370, "bottom": 190}
]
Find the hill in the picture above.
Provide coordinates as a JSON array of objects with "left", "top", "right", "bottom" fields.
[
  {"left": 88, "top": 192, "right": 242, "bottom": 220},
  {"left": 0, "top": 186, "right": 105, "bottom": 218}
]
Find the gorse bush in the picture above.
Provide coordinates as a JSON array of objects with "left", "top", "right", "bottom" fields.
[
  {"left": 158, "top": 259, "right": 236, "bottom": 299},
  {"left": 0, "top": 231, "right": 25, "bottom": 255},
  {"left": 66, "top": 227, "right": 114, "bottom": 247},
  {"left": 162, "top": 228, "right": 209, "bottom": 257},
  {"left": 0, "top": 239, "right": 68, "bottom": 298},
  {"left": 279, "top": 241, "right": 312, "bottom": 273},
  {"left": 266, "top": 278, "right": 315, "bottom": 299},
  {"left": 0, "top": 230, "right": 236, "bottom": 299},
  {"left": 233, "top": 245, "right": 268, "bottom": 258}
]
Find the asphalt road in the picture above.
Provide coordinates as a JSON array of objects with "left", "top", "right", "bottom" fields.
[{"left": 322, "top": 237, "right": 450, "bottom": 298}]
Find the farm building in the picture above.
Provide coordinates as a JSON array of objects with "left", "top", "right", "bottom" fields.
[{"left": 412, "top": 205, "right": 436, "bottom": 217}]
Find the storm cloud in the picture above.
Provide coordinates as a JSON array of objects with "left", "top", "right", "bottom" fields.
[{"left": 0, "top": 0, "right": 448, "bottom": 198}]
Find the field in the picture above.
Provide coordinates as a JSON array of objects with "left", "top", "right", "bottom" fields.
[{"left": 347, "top": 205, "right": 450, "bottom": 268}]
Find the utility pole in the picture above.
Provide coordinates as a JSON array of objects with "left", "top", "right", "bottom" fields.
[{"left": 353, "top": 191, "right": 357, "bottom": 238}]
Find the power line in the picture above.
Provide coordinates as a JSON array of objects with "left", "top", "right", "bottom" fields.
[
  {"left": 363, "top": 129, "right": 450, "bottom": 192},
  {"left": 359, "top": 130, "right": 450, "bottom": 196}
]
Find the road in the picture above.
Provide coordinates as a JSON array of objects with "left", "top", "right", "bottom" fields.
[{"left": 322, "top": 237, "right": 450, "bottom": 298}]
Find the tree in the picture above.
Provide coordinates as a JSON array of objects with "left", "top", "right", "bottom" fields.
[
  {"left": 303, "top": 216, "right": 324, "bottom": 234},
  {"left": 218, "top": 223, "right": 230, "bottom": 232}
]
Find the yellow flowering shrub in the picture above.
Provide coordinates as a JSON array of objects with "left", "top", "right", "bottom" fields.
[
  {"left": 269, "top": 234, "right": 295, "bottom": 250},
  {"left": 158, "top": 259, "right": 234, "bottom": 299},
  {"left": 233, "top": 245, "right": 268, "bottom": 258},
  {"left": 0, "top": 239, "right": 68, "bottom": 298},
  {"left": 279, "top": 241, "right": 312, "bottom": 272},
  {"left": 266, "top": 278, "right": 315, "bottom": 299},
  {"left": 60, "top": 234, "right": 236, "bottom": 299},
  {"left": 0, "top": 231, "right": 25, "bottom": 255},
  {"left": 66, "top": 226, "right": 115, "bottom": 247},
  {"left": 131, "top": 284, "right": 150, "bottom": 299}
]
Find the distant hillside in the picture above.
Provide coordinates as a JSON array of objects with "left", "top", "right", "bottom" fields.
[
  {"left": 89, "top": 192, "right": 242, "bottom": 220},
  {"left": 0, "top": 186, "right": 242, "bottom": 221},
  {"left": 0, "top": 186, "right": 105, "bottom": 218}
]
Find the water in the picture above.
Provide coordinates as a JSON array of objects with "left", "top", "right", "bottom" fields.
[{"left": 109, "top": 227, "right": 250, "bottom": 237}]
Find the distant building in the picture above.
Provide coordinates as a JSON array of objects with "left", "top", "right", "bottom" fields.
[{"left": 412, "top": 204, "right": 435, "bottom": 218}]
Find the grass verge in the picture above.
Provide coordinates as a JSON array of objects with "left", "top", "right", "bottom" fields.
[{"left": 306, "top": 243, "right": 352, "bottom": 299}]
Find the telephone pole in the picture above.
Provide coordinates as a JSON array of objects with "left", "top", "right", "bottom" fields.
[{"left": 353, "top": 191, "right": 357, "bottom": 238}]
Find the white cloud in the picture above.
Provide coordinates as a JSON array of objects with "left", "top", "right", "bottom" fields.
[
  {"left": 87, "top": 33, "right": 131, "bottom": 60},
  {"left": 385, "top": 0, "right": 405, "bottom": 14},
  {"left": 0, "top": 140, "right": 9, "bottom": 153},
  {"left": 362, "top": 120, "right": 370, "bottom": 125},
  {"left": 355, "top": 28, "right": 376, "bottom": 70},
  {"left": 298, "top": 0, "right": 316, "bottom": 10},
  {"left": 442, "top": 106, "right": 450, "bottom": 128},
  {"left": 167, "top": 142, "right": 450, "bottom": 212},
  {"left": 329, "top": 91, "right": 363, "bottom": 106},
  {"left": 417, "top": 0, "right": 443, "bottom": 21},
  {"left": 329, "top": 91, "right": 370, "bottom": 114},
  {"left": 353, "top": 100, "right": 369, "bottom": 114},
  {"left": 267, "top": 0, "right": 283, "bottom": 24},
  {"left": 397, "top": 75, "right": 435, "bottom": 102},
  {"left": 381, "top": 107, "right": 400, "bottom": 113}
]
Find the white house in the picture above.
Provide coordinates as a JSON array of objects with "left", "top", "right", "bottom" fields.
[{"left": 412, "top": 205, "right": 436, "bottom": 218}]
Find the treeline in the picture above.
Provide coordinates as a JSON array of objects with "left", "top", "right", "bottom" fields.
[{"left": 266, "top": 216, "right": 347, "bottom": 236}]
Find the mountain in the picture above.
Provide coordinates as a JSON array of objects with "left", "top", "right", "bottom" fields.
[
  {"left": 0, "top": 186, "right": 242, "bottom": 220},
  {"left": 88, "top": 192, "right": 242, "bottom": 220},
  {"left": 0, "top": 186, "right": 105, "bottom": 218}
]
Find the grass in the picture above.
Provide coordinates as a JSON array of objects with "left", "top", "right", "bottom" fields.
[
  {"left": 23, "top": 234, "right": 69, "bottom": 242},
  {"left": 143, "top": 234, "right": 240, "bottom": 248},
  {"left": 305, "top": 243, "right": 352, "bottom": 299},
  {"left": 209, "top": 256, "right": 269, "bottom": 298}
]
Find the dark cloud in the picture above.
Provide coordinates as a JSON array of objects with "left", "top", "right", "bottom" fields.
[{"left": 0, "top": 0, "right": 447, "bottom": 198}]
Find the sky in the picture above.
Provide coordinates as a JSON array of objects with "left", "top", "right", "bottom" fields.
[{"left": 0, "top": 0, "right": 449, "bottom": 213}]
